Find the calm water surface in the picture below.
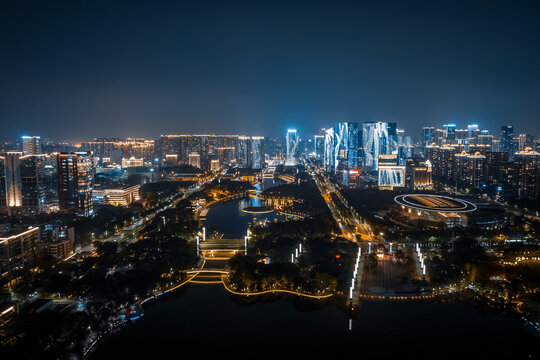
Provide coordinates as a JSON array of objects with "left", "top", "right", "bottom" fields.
[{"left": 93, "top": 285, "right": 533, "bottom": 358}]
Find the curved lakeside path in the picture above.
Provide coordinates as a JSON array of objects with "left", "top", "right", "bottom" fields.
[
  {"left": 140, "top": 258, "right": 333, "bottom": 308},
  {"left": 220, "top": 275, "right": 333, "bottom": 299}
]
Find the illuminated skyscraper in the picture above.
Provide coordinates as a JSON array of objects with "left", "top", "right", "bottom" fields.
[
  {"left": 466, "top": 152, "right": 487, "bottom": 188},
  {"left": 250, "top": 136, "right": 265, "bottom": 169},
  {"left": 217, "top": 147, "right": 235, "bottom": 165},
  {"left": 500, "top": 125, "right": 514, "bottom": 160},
  {"left": 518, "top": 134, "right": 535, "bottom": 151},
  {"left": 236, "top": 136, "right": 252, "bottom": 168},
  {"left": 285, "top": 129, "right": 299, "bottom": 166},
  {"left": 443, "top": 124, "right": 456, "bottom": 143},
  {"left": 314, "top": 135, "right": 324, "bottom": 160},
  {"left": 422, "top": 127, "right": 434, "bottom": 151},
  {"left": 324, "top": 122, "right": 358, "bottom": 173},
  {"left": 514, "top": 147, "right": 540, "bottom": 201},
  {"left": 188, "top": 153, "right": 201, "bottom": 168},
  {"left": 0, "top": 152, "right": 44, "bottom": 215},
  {"left": 361, "top": 121, "right": 397, "bottom": 170},
  {"left": 57, "top": 152, "right": 94, "bottom": 216},
  {"left": 324, "top": 128, "right": 335, "bottom": 172},
  {"left": 159, "top": 134, "right": 238, "bottom": 169},
  {"left": 21, "top": 136, "right": 42, "bottom": 155},
  {"left": 3, "top": 152, "right": 22, "bottom": 209},
  {"left": 397, "top": 133, "right": 413, "bottom": 164},
  {"left": 467, "top": 124, "right": 479, "bottom": 139}
]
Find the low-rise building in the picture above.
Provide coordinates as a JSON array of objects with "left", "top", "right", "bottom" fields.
[{"left": 93, "top": 185, "right": 141, "bottom": 206}]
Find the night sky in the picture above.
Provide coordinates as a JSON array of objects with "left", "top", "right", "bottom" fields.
[{"left": 1, "top": 0, "right": 539, "bottom": 141}]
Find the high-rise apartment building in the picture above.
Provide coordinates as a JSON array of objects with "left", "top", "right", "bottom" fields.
[
  {"left": 0, "top": 152, "right": 44, "bottom": 215},
  {"left": 80, "top": 138, "right": 154, "bottom": 164},
  {"left": 466, "top": 152, "right": 487, "bottom": 188},
  {"left": 235, "top": 136, "right": 266, "bottom": 169},
  {"left": 57, "top": 152, "right": 94, "bottom": 216},
  {"left": 422, "top": 127, "right": 435, "bottom": 151},
  {"left": 21, "top": 136, "right": 42, "bottom": 155},
  {"left": 500, "top": 126, "right": 514, "bottom": 160},
  {"left": 0, "top": 226, "right": 40, "bottom": 280},
  {"left": 217, "top": 147, "right": 235, "bottom": 166},
  {"left": 443, "top": 124, "right": 456, "bottom": 143},
  {"left": 467, "top": 124, "right": 479, "bottom": 139},
  {"left": 250, "top": 136, "right": 265, "bottom": 170},
  {"left": 236, "top": 136, "right": 251, "bottom": 168},
  {"left": 188, "top": 153, "right": 201, "bottom": 168},
  {"left": 160, "top": 135, "right": 238, "bottom": 170},
  {"left": 514, "top": 147, "right": 540, "bottom": 202},
  {"left": 486, "top": 152, "right": 510, "bottom": 186},
  {"left": 518, "top": 134, "right": 535, "bottom": 151}
]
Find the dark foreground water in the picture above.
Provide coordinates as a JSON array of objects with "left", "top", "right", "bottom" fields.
[
  {"left": 92, "top": 180, "right": 538, "bottom": 359},
  {"left": 92, "top": 285, "right": 536, "bottom": 358}
]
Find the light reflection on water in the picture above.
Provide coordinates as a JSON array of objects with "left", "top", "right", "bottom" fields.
[
  {"left": 92, "top": 285, "right": 532, "bottom": 358},
  {"left": 204, "top": 179, "right": 285, "bottom": 237}
]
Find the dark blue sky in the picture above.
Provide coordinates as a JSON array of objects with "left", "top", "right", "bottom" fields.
[{"left": 1, "top": 0, "right": 539, "bottom": 141}]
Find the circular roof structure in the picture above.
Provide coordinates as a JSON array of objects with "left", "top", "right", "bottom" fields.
[{"left": 394, "top": 194, "right": 476, "bottom": 213}]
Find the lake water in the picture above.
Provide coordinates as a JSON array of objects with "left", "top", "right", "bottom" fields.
[
  {"left": 92, "top": 179, "right": 538, "bottom": 358},
  {"left": 92, "top": 284, "right": 534, "bottom": 358},
  {"left": 201, "top": 178, "right": 286, "bottom": 237}
]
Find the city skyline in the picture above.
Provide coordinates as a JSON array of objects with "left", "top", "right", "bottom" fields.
[{"left": 5, "top": 120, "right": 540, "bottom": 144}]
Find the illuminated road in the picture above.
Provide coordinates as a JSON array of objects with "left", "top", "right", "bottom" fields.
[
  {"left": 309, "top": 164, "right": 368, "bottom": 241},
  {"left": 308, "top": 161, "right": 376, "bottom": 242}
]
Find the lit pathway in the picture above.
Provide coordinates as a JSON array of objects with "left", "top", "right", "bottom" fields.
[{"left": 220, "top": 275, "right": 333, "bottom": 299}]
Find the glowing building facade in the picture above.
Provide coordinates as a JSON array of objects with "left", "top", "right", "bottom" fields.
[
  {"left": 250, "top": 136, "right": 265, "bottom": 169},
  {"left": 377, "top": 154, "right": 405, "bottom": 190},
  {"left": 57, "top": 152, "right": 94, "bottom": 216},
  {"left": 235, "top": 136, "right": 265, "bottom": 169},
  {"left": 514, "top": 147, "right": 540, "bottom": 201},
  {"left": 188, "top": 152, "right": 201, "bottom": 168},
  {"left": 500, "top": 126, "right": 514, "bottom": 160},
  {"left": 236, "top": 136, "right": 252, "bottom": 168},
  {"left": 22, "top": 136, "right": 42, "bottom": 155},
  {"left": 422, "top": 127, "right": 434, "bottom": 152},
  {"left": 80, "top": 138, "right": 154, "bottom": 164},
  {"left": 314, "top": 135, "right": 324, "bottom": 160},
  {"left": 323, "top": 122, "right": 358, "bottom": 173},
  {"left": 361, "top": 121, "right": 397, "bottom": 170},
  {"left": 0, "top": 152, "right": 44, "bottom": 215},
  {"left": 0, "top": 226, "right": 40, "bottom": 280},
  {"left": 285, "top": 129, "right": 299, "bottom": 166},
  {"left": 160, "top": 134, "right": 238, "bottom": 170}
]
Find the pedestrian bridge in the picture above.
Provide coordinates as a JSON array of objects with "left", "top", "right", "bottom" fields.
[{"left": 185, "top": 269, "right": 229, "bottom": 275}]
